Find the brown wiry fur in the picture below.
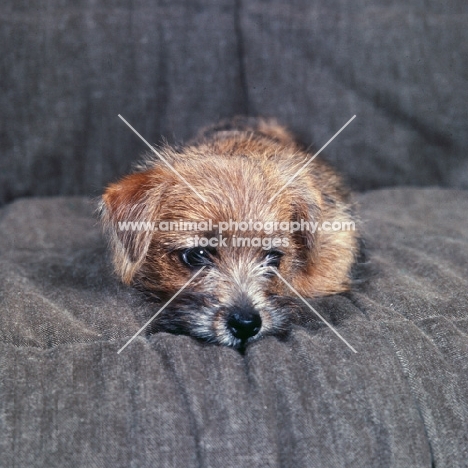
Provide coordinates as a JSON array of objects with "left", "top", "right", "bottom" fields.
[{"left": 100, "top": 117, "right": 359, "bottom": 347}]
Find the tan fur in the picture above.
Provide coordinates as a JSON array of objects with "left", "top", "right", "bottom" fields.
[{"left": 100, "top": 117, "right": 359, "bottom": 347}]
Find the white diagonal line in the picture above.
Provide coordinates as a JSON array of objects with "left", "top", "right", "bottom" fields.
[
  {"left": 268, "top": 115, "right": 356, "bottom": 203},
  {"left": 271, "top": 268, "right": 358, "bottom": 353},
  {"left": 118, "top": 114, "right": 207, "bottom": 202},
  {"left": 117, "top": 266, "right": 206, "bottom": 354}
]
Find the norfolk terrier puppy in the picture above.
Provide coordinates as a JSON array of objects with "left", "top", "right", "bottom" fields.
[{"left": 100, "top": 117, "right": 359, "bottom": 348}]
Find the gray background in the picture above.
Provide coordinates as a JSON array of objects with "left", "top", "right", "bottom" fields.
[{"left": 1, "top": 0, "right": 468, "bottom": 205}]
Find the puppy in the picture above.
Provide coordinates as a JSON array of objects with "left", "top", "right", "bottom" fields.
[{"left": 100, "top": 117, "right": 359, "bottom": 348}]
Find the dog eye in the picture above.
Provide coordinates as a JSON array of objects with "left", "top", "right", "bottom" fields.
[
  {"left": 262, "top": 250, "right": 283, "bottom": 269},
  {"left": 179, "top": 248, "right": 214, "bottom": 268}
]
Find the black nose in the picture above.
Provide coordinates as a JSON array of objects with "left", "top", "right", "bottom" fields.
[{"left": 227, "top": 309, "right": 262, "bottom": 340}]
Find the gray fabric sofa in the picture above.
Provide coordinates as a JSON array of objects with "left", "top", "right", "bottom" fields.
[{"left": 1, "top": 1, "right": 467, "bottom": 467}]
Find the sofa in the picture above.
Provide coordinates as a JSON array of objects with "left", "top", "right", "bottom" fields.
[{"left": 1, "top": 1, "right": 467, "bottom": 466}]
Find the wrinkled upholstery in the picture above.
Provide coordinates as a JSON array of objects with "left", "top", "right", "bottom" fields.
[{"left": 1, "top": 190, "right": 467, "bottom": 467}]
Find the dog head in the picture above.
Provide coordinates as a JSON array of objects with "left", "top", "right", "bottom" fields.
[{"left": 100, "top": 145, "right": 358, "bottom": 348}]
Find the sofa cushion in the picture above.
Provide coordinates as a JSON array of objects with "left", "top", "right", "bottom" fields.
[
  {"left": 2, "top": 0, "right": 467, "bottom": 204},
  {"left": 1, "top": 188, "right": 467, "bottom": 467}
]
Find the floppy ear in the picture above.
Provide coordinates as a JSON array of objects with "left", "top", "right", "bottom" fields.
[
  {"left": 290, "top": 196, "right": 321, "bottom": 255},
  {"left": 99, "top": 170, "right": 160, "bottom": 284}
]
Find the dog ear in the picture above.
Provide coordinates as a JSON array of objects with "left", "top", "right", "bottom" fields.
[
  {"left": 290, "top": 196, "right": 320, "bottom": 253},
  {"left": 99, "top": 170, "right": 160, "bottom": 284}
]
